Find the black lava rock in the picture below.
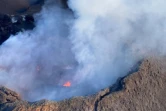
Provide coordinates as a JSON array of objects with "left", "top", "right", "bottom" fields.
[{"left": 0, "top": 14, "right": 35, "bottom": 45}]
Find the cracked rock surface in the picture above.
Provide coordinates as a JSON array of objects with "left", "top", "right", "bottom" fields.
[{"left": 0, "top": 57, "right": 166, "bottom": 111}]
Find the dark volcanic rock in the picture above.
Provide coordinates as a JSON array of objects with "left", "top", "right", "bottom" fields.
[
  {"left": 0, "top": 14, "right": 35, "bottom": 45},
  {"left": 0, "top": 0, "right": 69, "bottom": 15},
  {"left": 0, "top": 0, "right": 42, "bottom": 15},
  {"left": 0, "top": 0, "right": 70, "bottom": 45},
  {"left": 0, "top": 57, "right": 166, "bottom": 111},
  {"left": 0, "top": 0, "right": 29, "bottom": 14}
]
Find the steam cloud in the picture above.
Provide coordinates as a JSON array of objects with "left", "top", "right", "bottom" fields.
[{"left": 0, "top": 0, "right": 166, "bottom": 101}]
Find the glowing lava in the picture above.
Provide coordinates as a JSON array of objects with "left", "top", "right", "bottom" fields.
[{"left": 63, "top": 81, "right": 71, "bottom": 87}]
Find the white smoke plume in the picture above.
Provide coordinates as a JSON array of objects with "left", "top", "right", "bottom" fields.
[
  {"left": 68, "top": 0, "right": 166, "bottom": 86},
  {"left": 0, "top": 0, "right": 166, "bottom": 101}
]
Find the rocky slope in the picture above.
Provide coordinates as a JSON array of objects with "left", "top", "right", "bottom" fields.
[
  {"left": 0, "top": 0, "right": 68, "bottom": 15},
  {"left": 0, "top": 0, "right": 44, "bottom": 15},
  {"left": 0, "top": 57, "right": 166, "bottom": 111},
  {"left": 0, "top": 0, "right": 69, "bottom": 45},
  {"left": 0, "top": 1, "right": 166, "bottom": 111},
  {"left": 0, "top": 14, "right": 35, "bottom": 45}
]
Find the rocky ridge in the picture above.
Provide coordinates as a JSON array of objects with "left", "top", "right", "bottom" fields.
[
  {"left": 0, "top": 57, "right": 166, "bottom": 111},
  {"left": 0, "top": 1, "right": 166, "bottom": 111}
]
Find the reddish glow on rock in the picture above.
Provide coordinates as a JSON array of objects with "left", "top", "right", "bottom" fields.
[
  {"left": 63, "top": 81, "right": 71, "bottom": 87},
  {"left": 36, "top": 66, "right": 41, "bottom": 71}
]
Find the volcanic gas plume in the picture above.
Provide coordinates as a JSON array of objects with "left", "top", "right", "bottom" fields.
[{"left": 0, "top": 0, "right": 166, "bottom": 101}]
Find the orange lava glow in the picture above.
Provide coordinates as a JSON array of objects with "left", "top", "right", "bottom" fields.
[{"left": 63, "top": 81, "right": 71, "bottom": 87}]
